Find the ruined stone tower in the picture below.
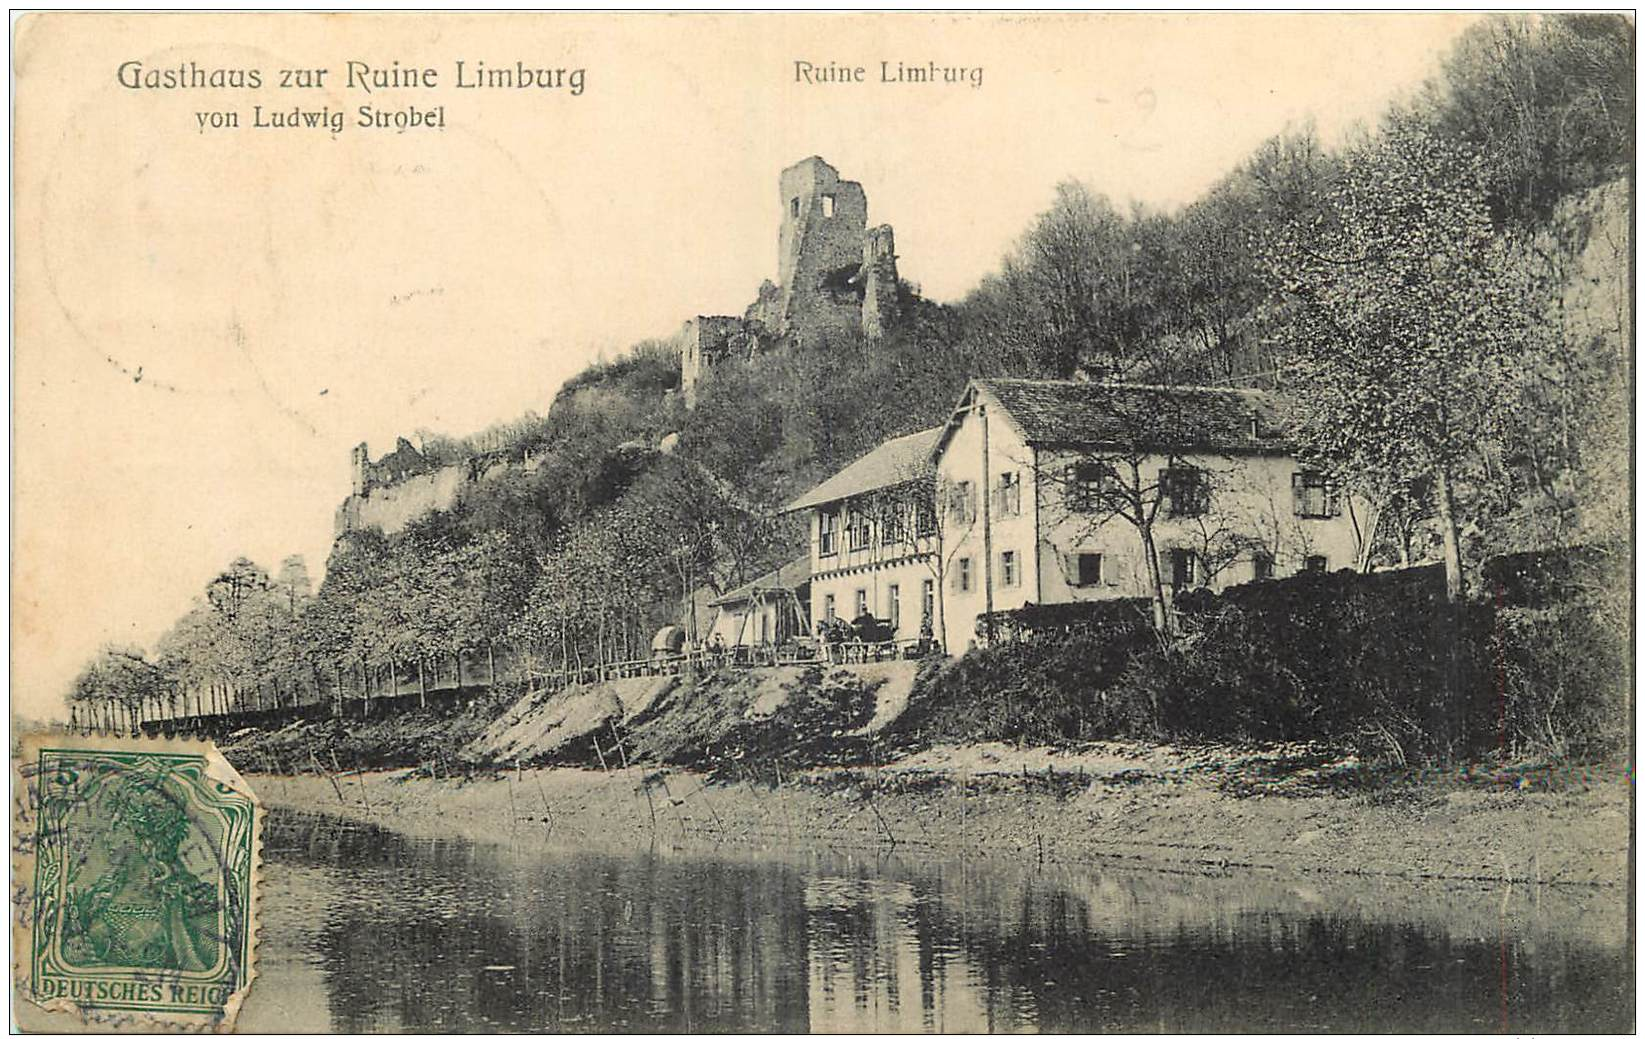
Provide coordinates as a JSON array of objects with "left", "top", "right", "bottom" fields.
[
  {"left": 678, "top": 156, "right": 900, "bottom": 405},
  {"left": 775, "top": 156, "right": 897, "bottom": 347},
  {"left": 349, "top": 442, "right": 371, "bottom": 497},
  {"left": 860, "top": 223, "right": 899, "bottom": 340}
]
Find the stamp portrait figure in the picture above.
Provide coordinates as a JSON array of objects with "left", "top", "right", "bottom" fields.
[
  {"left": 22, "top": 742, "right": 259, "bottom": 1025},
  {"left": 58, "top": 775, "right": 222, "bottom": 973}
]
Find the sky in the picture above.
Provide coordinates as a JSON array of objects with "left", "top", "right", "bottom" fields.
[{"left": 12, "top": 12, "right": 1480, "bottom": 720}]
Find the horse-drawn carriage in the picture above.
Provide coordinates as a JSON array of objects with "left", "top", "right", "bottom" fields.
[{"left": 816, "top": 612, "right": 933, "bottom": 663}]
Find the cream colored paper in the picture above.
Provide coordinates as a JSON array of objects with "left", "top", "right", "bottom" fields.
[
  {"left": 10, "top": 12, "right": 1482, "bottom": 726},
  {"left": 19, "top": 13, "right": 1619, "bottom": 1037}
]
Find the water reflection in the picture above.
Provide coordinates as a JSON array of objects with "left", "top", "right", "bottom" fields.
[{"left": 245, "top": 810, "right": 1631, "bottom": 1033}]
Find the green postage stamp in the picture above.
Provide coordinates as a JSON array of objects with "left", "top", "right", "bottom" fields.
[{"left": 13, "top": 733, "right": 261, "bottom": 1030}]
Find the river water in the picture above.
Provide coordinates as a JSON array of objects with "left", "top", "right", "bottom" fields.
[{"left": 243, "top": 810, "right": 1631, "bottom": 1033}]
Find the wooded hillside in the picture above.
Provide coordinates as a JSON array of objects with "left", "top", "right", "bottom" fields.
[{"left": 73, "top": 14, "right": 1632, "bottom": 733}]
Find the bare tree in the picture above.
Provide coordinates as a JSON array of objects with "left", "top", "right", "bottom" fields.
[
  {"left": 866, "top": 456, "right": 985, "bottom": 653},
  {"left": 1034, "top": 449, "right": 1206, "bottom": 634},
  {"left": 1021, "top": 390, "right": 1283, "bottom": 633}
]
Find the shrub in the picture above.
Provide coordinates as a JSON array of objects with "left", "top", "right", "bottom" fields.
[
  {"left": 692, "top": 668, "right": 881, "bottom": 772},
  {"left": 977, "top": 598, "right": 1155, "bottom": 642},
  {"left": 1482, "top": 543, "right": 1622, "bottom": 607},
  {"left": 1494, "top": 600, "right": 1629, "bottom": 760},
  {"left": 1147, "top": 574, "right": 1497, "bottom": 761},
  {"left": 894, "top": 627, "right": 1154, "bottom": 746},
  {"left": 902, "top": 561, "right": 1623, "bottom": 765}
]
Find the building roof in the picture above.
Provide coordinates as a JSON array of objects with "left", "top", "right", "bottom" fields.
[
  {"left": 953, "top": 379, "right": 1288, "bottom": 455},
  {"left": 782, "top": 426, "right": 943, "bottom": 512},
  {"left": 710, "top": 555, "right": 811, "bottom": 607}
]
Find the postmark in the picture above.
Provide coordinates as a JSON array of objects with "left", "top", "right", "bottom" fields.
[{"left": 12, "top": 732, "right": 260, "bottom": 1030}]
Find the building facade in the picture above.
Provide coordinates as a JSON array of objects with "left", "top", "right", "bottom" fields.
[
  {"left": 932, "top": 379, "right": 1372, "bottom": 649},
  {"left": 782, "top": 427, "right": 943, "bottom": 646}
]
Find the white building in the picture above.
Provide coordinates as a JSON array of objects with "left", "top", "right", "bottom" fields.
[
  {"left": 931, "top": 379, "right": 1372, "bottom": 649},
  {"left": 781, "top": 427, "right": 944, "bottom": 646}
]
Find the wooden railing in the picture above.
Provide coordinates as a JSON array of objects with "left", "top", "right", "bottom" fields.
[
  {"left": 128, "top": 684, "right": 491, "bottom": 738},
  {"left": 527, "top": 638, "right": 937, "bottom": 691},
  {"left": 82, "top": 640, "right": 940, "bottom": 738},
  {"left": 819, "top": 638, "right": 935, "bottom": 664}
]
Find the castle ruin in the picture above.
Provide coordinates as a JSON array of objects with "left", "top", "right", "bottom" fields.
[
  {"left": 339, "top": 156, "right": 903, "bottom": 536},
  {"left": 335, "top": 438, "right": 465, "bottom": 536},
  {"left": 679, "top": 156, "right": 900, "bottom": 405},
  {"left": 335, "top": 437, "right": 531, "bottom": 537}
]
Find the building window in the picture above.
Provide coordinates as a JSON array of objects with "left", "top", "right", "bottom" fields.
[
  {"left": 881, "top": 502, "right": 902, "bottom": 545},
  {"left": 996, "top": 471, "right": 1021, "bottom": 516},
  {"left": 818, "top": 511, "right": 838, "bottom": 557},
  {"left": 1000, "top": 550, "right": 1019, "bottom": 588},
  {"left": 848, "top": 509, "right": 870, "bottom": 551},
  {"left": 1161, "top": 466, "right": 1209, "bottom": 518},
  {"left": 1075, "top": 552, "right": 1103, "bottom": 588},
  {"left": 950, "top": 480, "right": 976, "bottom": 523},
  {"left": 888, "top": 585, "right": 901, "bottom": 631},
  {"left": 790, "top": 197, "right": 800, "bottom": 218},
  {"left": 855, "top": 588, "right": 868, "bottom": 618},
  {"left": 1067, "top": 461, "right": 1108, "bottom": 512},
  {"left": 1304, "top": 555, "right": 1329, "bottom": 574},
  {"left": 914, "top": 493, "right": 936, "bottom": 536},
  {"left": 921, "top": 579, "right": 935, "bottom": 622},
  {"left": 956, "top": 557, "right": 973, "bottom": 592},
  {"left": 1292, "top": 471, "right": 1339, "bottom": 518},
  {"left": 1167, "top": 548, "right": 1196, "bottom": 592},
  {"left": 824, "top": 593, "right": 836, "bottom": 621},
  {"left": 1253, "top": 551, "right": 1274, "bottom": 581},
  {"left": 822, "top": 194, "right": 836, "bottom": 218}
]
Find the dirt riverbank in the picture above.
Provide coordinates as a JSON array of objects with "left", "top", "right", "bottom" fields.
[{"left": 248, "top": 739, "right": 1630, "bottom": 889}]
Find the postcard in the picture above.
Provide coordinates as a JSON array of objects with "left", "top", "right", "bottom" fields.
[{"left": 11, "top": 12, "right": 1633, "bottom": 1033}]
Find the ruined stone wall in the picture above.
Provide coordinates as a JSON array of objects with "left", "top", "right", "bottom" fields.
[
  {"left": 333, "top": 442, "right": 531, "bottom": 538},
  {"left": 744, "top": 280, "right": 783, "bottom": 331},
  {"left": 777, "top": 157, "right": 869, "bottom": 289},
  {"left": 350, "top": 436, "right": 438, "bottom": 496},
  {"left": 335, "top": 464, "right": 469, "bottom": 537},
  {"left": 679, "top": 314, "right": 766, "bottom": 407},
  {"left": 350, "top": 442, "right": 370, "bottom": 496}
]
